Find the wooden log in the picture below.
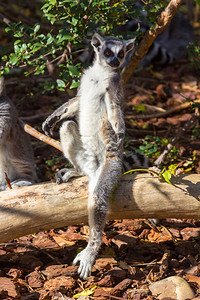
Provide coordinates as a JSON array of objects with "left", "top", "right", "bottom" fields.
[{"left": 0, "top": 173, "right": 200, "bottom": 244}]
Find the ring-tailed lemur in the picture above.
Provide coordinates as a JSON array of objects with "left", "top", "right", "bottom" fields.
[
  {"left": 0, "top": 77, "right": 37, "bottom": 191},
  {"left": 79, "top": 7, "right": 193, "bottom": 67},
  {"left": 126, "top": 11, "right": 193, "bottom": 66},
  {"left": 42, "top": 33, "right": 136, "bottom": 279}
]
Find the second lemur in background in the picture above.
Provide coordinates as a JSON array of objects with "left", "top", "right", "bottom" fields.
[
  {"left": 43, "top": 33, "right": 135, "bottom": 279},
  {"left": 0, "top": 77, "right": 37, "bottom": 191}
]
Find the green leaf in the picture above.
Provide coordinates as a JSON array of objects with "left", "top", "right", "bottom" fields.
[
  {"left": 134, "top": 104, "right": 146, "bottom": 113},
  {"left": 9, "top": 54, "right": 19, "bottom": 65},
  {"left": 13, "top": 31, "right": 24, "bottom": 38},
  {"left": 21, "top": 43, "right": 27, "bottom": 51},
  {"left": 70, "top": 80, "right": 79, "bottom": 89},
  {"left": 14, "top": 39, "right": 21, "bottom": 45},
  {"left": 168, "top": 164, "right": 178, "bottom": 175},
  {"left": 5, "top": 27, "right": 11, "bottom": 32},
  {"left": 68, "top": 65, "right": 80, "bottom": 77},
  {"left": 161, "top": 170, "right": 172, "bottom": 185},
  {"left": 47, "top": 35, "right": 54, "bottom": 45},
  {"left": 34, "top": 24, "right": 40, "bottom": 34},
  {"left": 56, "top": 79, "right": 65, "bottom": 87},
  {"left": 14, "top": 44, "right": 20, "bottom": 53},
  {"left": 57, "top": 33, "right": 71, "bottom": 43}
]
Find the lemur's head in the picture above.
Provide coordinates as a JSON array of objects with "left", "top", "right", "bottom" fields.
[{"left": 91, "top": 33, "right": 135, "bottom": 69}]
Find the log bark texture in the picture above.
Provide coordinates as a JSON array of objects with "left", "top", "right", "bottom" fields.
[{"left": 0, "top": 173, "right": 200, "bottom": 244}]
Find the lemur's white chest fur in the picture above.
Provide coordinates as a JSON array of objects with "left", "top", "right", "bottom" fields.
[{"left": 78, "top": 61, "right": 112, "bottom": 140}]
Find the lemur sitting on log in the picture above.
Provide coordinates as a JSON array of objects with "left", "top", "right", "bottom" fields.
[{"left": 43, "top": 33, "right": 151, "bottom": 279}]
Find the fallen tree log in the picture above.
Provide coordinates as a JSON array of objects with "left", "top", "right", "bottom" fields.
[{"left": 0, "top": 173, "right": 200, "bottom": 244}]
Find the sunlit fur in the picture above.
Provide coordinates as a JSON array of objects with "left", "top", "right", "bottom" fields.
[
  {"left": 42, "top": 33, "right": 135, "bottom": 279},
  {"left": 0, "top": 77, "right": 37, "bottom": 191}
]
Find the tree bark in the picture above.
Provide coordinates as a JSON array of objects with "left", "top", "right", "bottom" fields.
[
  {"left": 121, "top": 0, "right": 184, "bottom": 84},
  {"left": 0, "top": 173, "right": 200, "bottom": 243}
]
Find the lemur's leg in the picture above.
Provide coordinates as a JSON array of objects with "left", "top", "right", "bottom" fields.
[
  {"left": 73, "top": 120, "right": 123, "bottom": 279},
  {"left": 56, "top": 120, "right": 85, "bottom": 183},
  {"left": 10, "top": 179, "right": 34, "bottom": 189},
  {"left": 42, "top": 96, "right": 79, "bottom": 137},
  {"left": 73, "top": 156, "right": 122, "bottom": 279}
]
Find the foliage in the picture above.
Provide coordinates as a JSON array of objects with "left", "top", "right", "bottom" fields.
[
  {"left": 121, "top": 165, "right": 177, "bottom": 185},
  {"left": 187, "top": 41, "right": 200, "bottom": 70},
  {"left": 0, "top": 0, "right": 167, "bottom": 94},
  {"left": 195, "top": 0, "right": 200, "bottom": 7},
  {"left": 159, "top": 164, "right": 178, "bottom": 185},
  {"left": 138, "top": 135, "right": 179, "bottom": 161}
]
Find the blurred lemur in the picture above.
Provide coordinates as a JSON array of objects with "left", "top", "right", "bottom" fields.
[
  {"left": 0, "top": 77, "right": 37, "bottom": 191},
  {"left": 43, "top": 33, "right": 137, "bottom": 279}
]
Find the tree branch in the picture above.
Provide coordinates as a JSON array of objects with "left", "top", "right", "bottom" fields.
[
  {"left": 125, "top": 99, "right": 200, "bottom": 120},
  {"left": 121, "top": 0, "right": 184, "bottom": 84},
  {"left": 0, "top": 173, "right": 200, "bottom": 243},
  {"left": 22, "top": 122, "right": 62, "bottom": 152}
]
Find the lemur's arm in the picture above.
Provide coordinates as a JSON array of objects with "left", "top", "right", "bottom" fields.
[
  {"left": 105, "top": 75, "right": 125, "bottom": 148},
  {"left": 42, "top": 96, "right": 79, "bottom": 137}
]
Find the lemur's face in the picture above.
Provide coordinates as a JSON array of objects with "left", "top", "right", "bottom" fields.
[{"left": 91, "top": 33, "right": 135, "bottom": 69}]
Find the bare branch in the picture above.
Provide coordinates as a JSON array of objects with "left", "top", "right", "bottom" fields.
[
  {"left": 22, "top": 122, "right": 62, "bottom": 152},
  {"left": 125, "top": 99, "right": 200, "bottom": 120}
]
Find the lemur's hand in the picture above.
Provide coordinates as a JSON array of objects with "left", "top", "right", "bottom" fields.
[
  {"left": 117, "top": 131, "right": 125, "bottom": 149},
  {"left": 42, "top": 114, "right": 60, "bottom": 137}
]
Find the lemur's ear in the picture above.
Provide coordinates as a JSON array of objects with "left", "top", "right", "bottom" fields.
[
  {"left": 124, "top": 38, "right": 136, "bottom": 53},
  {"left": 91, "top": 33, "right": 104, "bottom": 49}
]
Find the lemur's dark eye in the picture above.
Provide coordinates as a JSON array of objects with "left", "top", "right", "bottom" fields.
[
  {"left": 104, "top": 49, "right": 112, "bottom": 57},
  {"left": 118, "top": 50, "right": 124, "bottom": 58}
]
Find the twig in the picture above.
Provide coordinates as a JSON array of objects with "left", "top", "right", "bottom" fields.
[
  {"left": 110, "top": 296, "right": 124, "bottom": 300},
  {"left": 125, "top": 99, "right": 200, "bottom": 120},
  {"left": 154, "top": 112, "right": 199, "bottom": 167},
  {"left": 55, "top": 49, "right": 68, "bottom": 66},
  {"left": 121, "top": 0, "right": 184, "bottom": 84},
  {"left": 4, "top": 172, "right": 12, "bottom": 189},
  {"left": 0, "top": 12, "right": 11, "bottom": 26},
  {"left": 22, "top": 121, "right": 62, "bottom": 152}
]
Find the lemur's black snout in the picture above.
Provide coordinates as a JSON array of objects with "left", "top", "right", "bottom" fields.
[{"left": 109, "top": 58, "right": 120, "bottom": 67}]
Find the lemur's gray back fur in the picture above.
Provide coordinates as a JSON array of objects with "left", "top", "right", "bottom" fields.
[{"left": 0, "top": 77, "right": 37, "bottom": 191}]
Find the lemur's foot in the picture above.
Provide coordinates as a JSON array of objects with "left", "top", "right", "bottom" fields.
[
  {"left": 55, "top": 169, "right": 65, "bottom": 184},
  {"left": 56, "top": 168, "right": 81, "bottom": 184},
  {"left": 73, "top": 247, "right": 96, "bottom": 280},
  {"left": 10, "top": 180, "right": 34, "bottom": 189}
]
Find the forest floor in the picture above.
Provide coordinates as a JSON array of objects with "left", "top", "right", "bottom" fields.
[{"left": 0, "top": 56, "right": 200, "bottom": 299}]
